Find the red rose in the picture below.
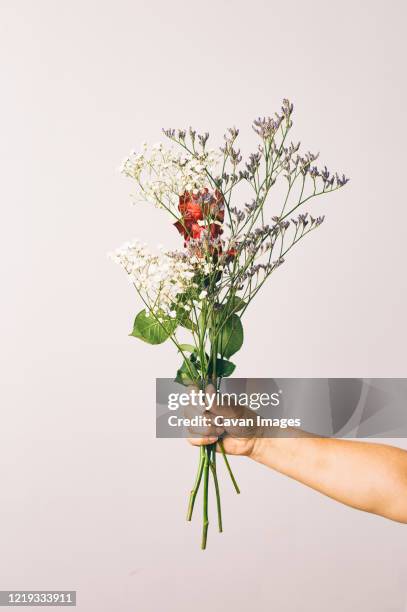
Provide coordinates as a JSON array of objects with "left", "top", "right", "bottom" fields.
[
  {"left": 190, "top": 223, "right": 204, "bottom": 239},
  {"left": 186, "top": 222, "right": 223, "bottom": 241},
  {"left": 178, "top": 192, "right": 203, "bottom": 223},
  {"left": 208, "top": 223, "right": 223, "bottom": 239},
  {"left": 174, "top": 189, "right": 225, "bottom": 255},
  {"left": 174, "top": 220, "right": 189, "bottom": 240}
]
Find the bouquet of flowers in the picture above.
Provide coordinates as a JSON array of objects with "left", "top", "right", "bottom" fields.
[{"left": 111, "top": 100, "right": 348, "bottom": 548}]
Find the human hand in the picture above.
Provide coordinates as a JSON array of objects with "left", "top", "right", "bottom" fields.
[{"left": 185, "top": 383, "right": 262, "bottom": 458}]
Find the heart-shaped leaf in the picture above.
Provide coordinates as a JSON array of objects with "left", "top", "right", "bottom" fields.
[
  {"left": 131, "top": 310, "right": 177, "bottom": 345},
  {"left": 218, "top": 314, "right": 244, "bottom": 358}
]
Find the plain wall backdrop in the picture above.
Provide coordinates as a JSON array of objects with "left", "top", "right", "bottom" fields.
[{"left": 1, "top": 1, "right": 407, "bottom": 611}]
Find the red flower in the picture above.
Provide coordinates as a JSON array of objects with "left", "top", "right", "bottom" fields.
[
  {"left": 178, "top": 192, "right": 203, "bottom": 224},
  {"left": 174, "top": 189, "right": 225, "bottom": 250},
  {"left": 208, "top": 223, "right": 223, "bottom": 239},
  {"left": 173, "top": 220, "right": 189, "bottom": 240},
  {"left": 190, "top": 223, "right": 204, "bottom": 239},
  {"left": 202, "top": 188, "right": 224, "bottom": 223}
]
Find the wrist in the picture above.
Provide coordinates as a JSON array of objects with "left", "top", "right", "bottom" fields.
[{"left": 248, "top": 434, "right": 270, "bottom": 463}]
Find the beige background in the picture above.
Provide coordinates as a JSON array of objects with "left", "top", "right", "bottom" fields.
[{"left": 1, "top": 0, "right": 407, "bottom": 610}]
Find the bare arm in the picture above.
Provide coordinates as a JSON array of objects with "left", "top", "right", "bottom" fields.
[
  {"left": 251, "top": 436, "right": 407, "bottom": 523},
  {"left": 187, "top": 386, "right": 407, "bottom": 523}
]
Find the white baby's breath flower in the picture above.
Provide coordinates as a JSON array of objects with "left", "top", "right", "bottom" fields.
[
  {"left": 120, "top": 143, "right": 220, "bottom": 211},
  {"left": 199, "top": 290, "right": 208, "bottom": 299},
  {"left": 110, "top": 240, "right": 197, "bottom": 315}
]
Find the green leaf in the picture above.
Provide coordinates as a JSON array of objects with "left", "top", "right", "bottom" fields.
[
  {"left": 180, "top": 318, "right": 195, "bottom": 331},
  {"left": 227, "top": 296, "right": 246, "bottom": 314},
  {"left": 174, "top": 358, "right": 199, "bottom": 386},
  {"left": 177, "top": 308, "right": 196, "bottom": 331},
  {"left": 177, "top": 344, "right": 196, "bottom": 354},
  {"left": 130, "top": 310, "right": 177, "bottom": 345},
  {"left": 215, "top": 358, "right": 236, "bottom": 377},
  {"left": 218, "top": 314, "right": 244, "bottom": 358},
  {"left": 212, "top": 297, "right": 246, "bottom": 326}
]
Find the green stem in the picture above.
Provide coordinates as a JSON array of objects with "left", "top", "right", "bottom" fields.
[
  {"left": 201, "top": 446, "right": 210, "bottom": 550},
  {"left": 187, "top": 446, "right": 205, "bottom": 521},
  {"left": 209, "top": 443, "right": 223, "bottom": 533},
  {"left": 219, "top": 439, "right": 240, "bottom": 494}
]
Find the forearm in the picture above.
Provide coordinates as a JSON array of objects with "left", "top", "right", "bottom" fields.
[{"left": 251, "top": 436, "right": 407, "bottom": 523}]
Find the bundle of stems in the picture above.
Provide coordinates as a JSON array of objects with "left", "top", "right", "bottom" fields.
[{"left": 186, "top": 378, "right": 240, "bottom": 549}]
